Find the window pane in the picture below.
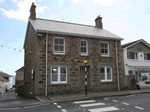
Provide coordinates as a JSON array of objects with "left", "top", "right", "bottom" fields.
[
  {"left": 52, "top": 74, "right": 57, "bottom": 81},
  {"left": 55, "top": 38, "right": 59, "bottom": 44},
  {"left": 60, "top": 74, "right": 66, "bottom": 81},
  {"left": 107, "top": 67, "right": 111, "bottom": 73},
  {"left": 52, "top": 67, "right": 58, "bottom": 73},
  {"left": 101, "top": 49, "right": 104, "bottom": 53},
  {"left": 81, "top": 41, "right": 86, "bottom": 46},
  {"left": 83, "top": 48, "right": 86, "bottom": 52},
  {"left": 147, "top": 54, "right": 150, "bottom": 60},
  {"left": 100, "top": 73, "right": 105, "bottom": 80},
  {"left": 54, "top": 46, "right": 58, "bottom": 51},
  {"left": 135, "top": 53, "right": 138, "bottom": 59},
  {"left": 81, "top": 47, "right": 84, "bottom": 52},
  {"left": 104, "top": 49, "right": 108, "bottom": 53},
  {"left": 129, "top": 52, "right": 135, "bottom": 59},
  {"left": 100, "top": 67, "right": 105, "bottom": 73},
  {"left": 104, "top": 43, "right": 108, "bottom": 47},
  {"left": 107, "top": 73, "right": 111, "bottom": 80},
  {"left": 61, "top": 67, "right": 66, "bottom": 73},
  {"left": 59, "top": 46, "right": 64, "bottom": 51},
  {"left": 144, "top": 53, "right": 147, "bottom": 60},
  {"left": 60, "top": 39, "right": 64, "bottom": 44},
  {"left": 101, "top": 43, "right": 105, "bottom": 47}
]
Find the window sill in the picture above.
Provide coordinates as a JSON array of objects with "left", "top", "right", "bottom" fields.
[
  {"left": 127, "top": 59, "right": 139, "bottom": 62},
  {"left": 101, "top": 55, "right": 111, "bottom": 58},
  {"left": 100, "top": 80, "right": 113, "bottom": 83},
  {"left": 81, "top": 54, "right": 89, "bottom": 56},
  {"left": 51, "top": 83, "right": 68, "bottom": 85},
  {"left": 53, "top": 53, "right": 66, "bottom": 55}
]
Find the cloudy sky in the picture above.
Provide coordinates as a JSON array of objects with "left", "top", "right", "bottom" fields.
[{"left": 0, "top": 0, "right": 150, "bottom": 76}]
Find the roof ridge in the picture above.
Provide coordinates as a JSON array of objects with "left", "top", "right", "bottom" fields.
[{"left": 36, "top": 18, "right": 97, "bottom": 28}]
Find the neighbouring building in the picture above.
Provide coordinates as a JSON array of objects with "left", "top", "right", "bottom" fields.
[
  {"left": 122, "top": 39, "right": 150, "bottom": 89},
  {"left": 0, "top": 72, "right": 13, "bottom": 93},
  {"left": 15, "top": 66, "right": 24, "bottom": 94},
  {"left": 21, "top": 3, "right": 130, "bottom": 98}
]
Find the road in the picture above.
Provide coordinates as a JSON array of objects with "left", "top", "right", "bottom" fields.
[{"left": 1, "top": 93, "right": 150, "bottom": 112}]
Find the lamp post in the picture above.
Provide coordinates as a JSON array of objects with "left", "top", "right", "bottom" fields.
[{"left": 83, "top": 60, "right": 88, "bottom": 96}]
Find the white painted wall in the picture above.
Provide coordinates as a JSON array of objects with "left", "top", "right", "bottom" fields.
[{"left": 123, "top": 48, "right": 150, "bottom": 75}]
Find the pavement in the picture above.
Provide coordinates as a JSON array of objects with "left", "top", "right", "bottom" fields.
[
  {"left": 0, "top": 88, "right": 41, "bottom": 108},
  {"left": 36, "top": 88, "right": 150, "bottom": 103}
]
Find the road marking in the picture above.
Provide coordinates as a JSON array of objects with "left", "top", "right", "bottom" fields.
[
  {"left": 112, "top": 100, "right": 118, "bottom": 102},
  {"left": 122, "top": 102, "right": 129, "bottom": 105},
  {"left": 73, "top": 100, "right": 96, "bottom": 104},
  {"left": 61, "top": 109, "right": 67, "bottom": 112},
  {"left": 57, "top": 105, "right": 62, "bottom": 108},
  {"left": 80, "top": 103, "right": 105, "bottom": 107},
  {"left": 88, "top": 106, "right": 119, "bottom": 112},
  {"left": 0, "top": 101, "right": 22, "bottom": 106},
  {"left": 135, "top": 106, "right": 144, "bottom": 110},
  {"left": 53, "top": 103, "right": 57, "bottom": 105},
  {"left": 126, "top": 94, "right": 135, "bottom": 97},
  {"left": 0, "top": 107, "right": 21, "bottom": 110},
  {"left": 104, "top": 98, "right": 109, "bottom": 100},
  {"left": 23, "top": 104, "right": 50, "bottom": 109}
]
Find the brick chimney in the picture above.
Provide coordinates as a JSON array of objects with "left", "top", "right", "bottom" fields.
[
  {"left": 95, "top": 15, "right": 103, "bottom": 28},
  {"left": 29, "top": 2, "right": 36, "bottom": 20}
]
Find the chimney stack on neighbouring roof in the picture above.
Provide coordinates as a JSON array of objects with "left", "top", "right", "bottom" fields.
[
  {"left": 29, "top": 2, "right": 36, "bottom": 20},
  {"left": 95, "top": 15, "right": 103, "bottom": 28}
]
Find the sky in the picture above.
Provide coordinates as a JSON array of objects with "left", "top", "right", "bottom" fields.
[{"left": 0, "top": 0, "right": 150, "bottom": 76}]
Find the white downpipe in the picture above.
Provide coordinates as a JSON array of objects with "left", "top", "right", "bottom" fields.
[
  {"left": 45, "top": 31, "right": 48, "bottom": 96},
  {"left": 116, "top": 39, "right": 120, "bottom": 91}
]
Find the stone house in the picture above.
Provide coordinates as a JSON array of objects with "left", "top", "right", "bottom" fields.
[
  {"left": 15, "top": 66, "right": 24, "bottom": 93},
  {"left": 0, "top": 72, "right": 13, "bottom": 93},
  {"left": 22, "top": 3, "right": 129, "bottom": 98},
  {"left": 122, "top": 39, "right": 150, "bottom": 89}
]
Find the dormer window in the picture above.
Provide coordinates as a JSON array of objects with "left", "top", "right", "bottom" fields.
[{"left": 127, "top": 52, "right": 138, "bottom": 59}]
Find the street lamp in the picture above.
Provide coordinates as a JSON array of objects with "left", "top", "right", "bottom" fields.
[{"left": 83, "top": 60, "right": 88, "bottom": 95}]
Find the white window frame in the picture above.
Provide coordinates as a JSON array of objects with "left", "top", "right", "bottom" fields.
[
  {"left": 80, "top": 39, "right": 88, "bottom": 56},
  {"left": 53, "top": 37, "right": 65, "bottom": 55},
  {"left": 100, "top": 66, "right": 112, "bottom": 82},
  {"left": 144, "top": 53, "right": 150, "bottom": 60},
  {"left": 127, "top": 52, "right": 138, "bottom": 60},
  {"left": 51, "top": 66, "right": 67, "bottom": 84},
  {"left": 101, "top": 41, "right": 109, "bottom": 57}
]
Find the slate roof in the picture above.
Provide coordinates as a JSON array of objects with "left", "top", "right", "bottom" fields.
[
  {"left": 15, "top": 66, "right": 24, "bottom": 72},
  {"left": 29, "top": 18, "right": 123, "bottom": 40},
  {"left": 0, "top": 77, "right": 9, "bottom": 82},
  {"left": 122, "top": 39, "right": 150, "bottom": 49},
  {"left": 0, "top": 72, "right": 12, "bottom": 77}
]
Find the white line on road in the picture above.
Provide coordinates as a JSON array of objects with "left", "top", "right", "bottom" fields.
[
  {"left": 104, "top": 98, "right": 109, "bottom": 100},
  {"left": 135, "top": 106, "right": 144, "bottom": 110},
  {"left": 57, "top": 105, "right": 62, "bottom": 108},
  {"left": 53, "top": 103, "right": 58, "bottom": 105},
  {"left": 73, "top": 100, "right": 96, "bottom": 104},
  {"left": 122, "top": 102, "right": 130, "bottom": 105},
  {"left": 0, "top": 107, "right": 21, "bottom": 110},
  {"left": 61, "top": 109, "right": 67, "bottom": 112},
  {"left": 112, "top": 100, "right": 118, "bottom": 102},
  {"left": 23, "top": 103, "right": 50, "bottom": 109},
  {"left": 88, "top": 106, "right": 119, "bottom": 112},
  {"left": 80, "top": 103, "right": 105, "bottom": 107}
]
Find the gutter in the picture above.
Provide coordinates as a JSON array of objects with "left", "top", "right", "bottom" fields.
[
  {"left": 45, "top": 31, "right": 48, "bottom": 96},
  {"left": 116, "top": 39, "right": 120, "bottom": 91}
]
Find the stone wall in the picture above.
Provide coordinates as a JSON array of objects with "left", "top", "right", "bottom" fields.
[{"left": 34, "top": 34, "right": 127, "bottom": 95}]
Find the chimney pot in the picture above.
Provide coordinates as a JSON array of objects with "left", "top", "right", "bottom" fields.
[
  {"left": 29, "top": 3, "right": 36, "bottom": 20},
  {"left": 95, "top": 15, "right": 103, "bottom": 28}
]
